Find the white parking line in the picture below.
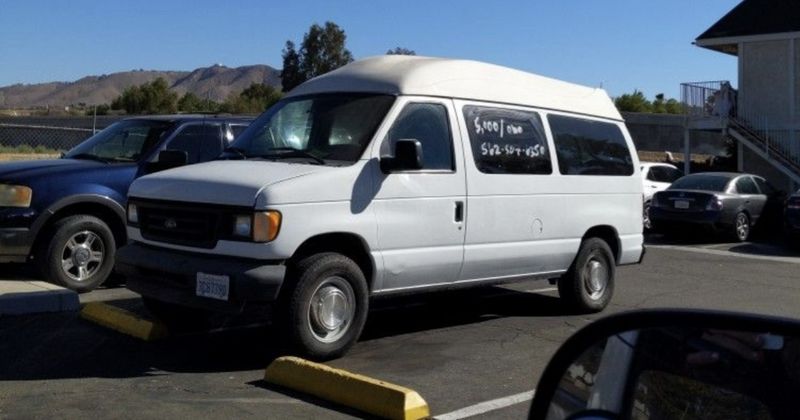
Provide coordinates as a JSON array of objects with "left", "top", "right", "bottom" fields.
[
  {"left": 433, "top": 390, "right": 535, "bottom": 420},
  {"left": 648, "top": 244, "right": 800, "bottom": 265}
]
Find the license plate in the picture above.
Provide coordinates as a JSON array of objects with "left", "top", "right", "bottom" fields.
[
  {"left": 196, "top": 272, "right": 230, "bottom": 301},
  {"left": 674, "top": 200, "right": 690, "bottom": 209}
]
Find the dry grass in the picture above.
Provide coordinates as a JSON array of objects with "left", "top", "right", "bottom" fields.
[{"left": 0, "top": 153, "right": 59, "bottom": 161}]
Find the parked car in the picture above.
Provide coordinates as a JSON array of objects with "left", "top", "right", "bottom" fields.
[
  {"left": 117, "top": 56, "right": 645, "bottom": 360},
  {"left": 529, "top": 309, "right": 800, "bottom": 419},
  {"left": 641, "top": 162, "right": 682, "bottom": 229},
  {"left": 0, "top": 115, "right": 252, "bottom": 291},
  {"left": 786, "top": 189, "right": 800, "bottom": 240},
  {"left": 649, "top": 172, "right": 784, "bottom": 242}
]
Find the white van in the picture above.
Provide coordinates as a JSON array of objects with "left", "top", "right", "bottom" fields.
[{"left": 117, "top": 56, "right": 644, "bottom": 359}]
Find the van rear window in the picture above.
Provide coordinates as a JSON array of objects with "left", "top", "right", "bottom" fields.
[
  {"left": 463, "top": 105, "right": 552, "bottom": 175},
  {"left": 548, "top": 115, "right": 634, "bottom": 176}
]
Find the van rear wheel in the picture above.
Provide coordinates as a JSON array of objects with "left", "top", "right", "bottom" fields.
[
  {"left": 558, "top": 238, "right": 615, "bottom": 313},
  {"left": 278, "top": 253, "right": 368, "bottom": 360}
]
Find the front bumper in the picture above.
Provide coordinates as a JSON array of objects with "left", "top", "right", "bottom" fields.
[
  {"left": 0, "top": 228, "right": 33, "bottom": 263},
  {"left": 116, "top": 242, "right": 286, "bottom": 313}
]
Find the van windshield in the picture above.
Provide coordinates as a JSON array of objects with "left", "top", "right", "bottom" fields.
[{"left": 225, "top": 93, "right": 395, "bottom": 165}]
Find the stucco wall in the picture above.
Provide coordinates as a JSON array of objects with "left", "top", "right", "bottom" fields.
[{"left": 740, "top": 40, "right": 792, "bottom": 127}]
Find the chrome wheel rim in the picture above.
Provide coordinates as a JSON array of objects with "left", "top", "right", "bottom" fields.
[
  {"left": 583, "top": 259, "right": 608, "bottom": 301},
  {"left": 736, "top": 214, "right": 749, "bottom": 240},
  {"left": 307, "top": 276, "right": 355, "bottom": 343},
  {"left": 61, "top": 231, "right": 105, "bottom": 282},
  {"left": 643, "top": 202, "right": 652, "bottom": 230}
]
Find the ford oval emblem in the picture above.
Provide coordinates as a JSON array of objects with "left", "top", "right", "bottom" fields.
[{"left": 164, "top": 218, "right": 177, "bottom": 229}]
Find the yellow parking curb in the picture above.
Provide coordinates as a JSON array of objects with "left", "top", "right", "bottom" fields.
[
  {"left": 264, "top": 356, "right": 429, "bottom": 420},
  {"left": 80, "top": 302, "right": 168, "bottom": 341}
]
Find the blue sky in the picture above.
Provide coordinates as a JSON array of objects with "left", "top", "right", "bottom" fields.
[{"left": 0, "top": 0, "right": 740, "bottom": 99}]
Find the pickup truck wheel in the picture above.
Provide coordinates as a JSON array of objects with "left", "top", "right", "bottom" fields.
[
  {"left": 558, "top": 238, "right": 615, "bottom": 313},
  {"left": 279, "top": 253, "right": 368, "bottom": 360},
  {"left": 39, "top": 215, "right": 115, "bottom": 292}
]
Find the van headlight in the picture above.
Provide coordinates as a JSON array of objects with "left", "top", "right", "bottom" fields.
[
  {"left": 232, "top": 211, "right": 281, "bottom": 242},
  {"left": 0, "top": 184, "right": 33, "bottom": 208}
]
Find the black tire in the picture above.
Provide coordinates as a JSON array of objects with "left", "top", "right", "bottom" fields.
[
  {"left": 142, "top": 297, "right": 210, "bottom": 332},
  {"left": 277, "top": 253, "right": 368, "bottom": 360},
  {"left": 732, "top": 211, "right": 750, "bottom": 242},
  {"left": 38, "top": 215, "right": 116, "bottom": 292},
  {"left": 558, "top": 238, "right": 615, "bottom": 313}
]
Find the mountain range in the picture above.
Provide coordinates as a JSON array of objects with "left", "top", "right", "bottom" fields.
[{"left": 0, "top": 64, "right": 282, "bottom": 108}]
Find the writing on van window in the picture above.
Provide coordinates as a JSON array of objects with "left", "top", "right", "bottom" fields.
[
  {"left": 473, "top": 116, "right": 524, "bottom": 137},
  {"left": 463, "top": 105, "right": 552, "bottom": 175},
  {"left": 480, "top": 142, "right": 546, "bottom": 158}
]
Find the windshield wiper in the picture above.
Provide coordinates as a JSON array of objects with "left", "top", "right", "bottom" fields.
[
  {"left": 252, "top": 148, "right": 325, "bottom": 165},
  {"left": 221, "top": 146, "right": 248, "bottom": 160},
  {"left": 65, "top": 153, "right": 112, "bottom": 163}
]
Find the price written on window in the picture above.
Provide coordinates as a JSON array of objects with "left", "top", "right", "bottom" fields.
[
  {"left": 481, "top": 142, "right": 547, "bottom": 158},
  {"left": 473, "top": 116, "right": 524, "bottom": 138}
]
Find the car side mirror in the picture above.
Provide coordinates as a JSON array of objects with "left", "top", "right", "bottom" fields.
[
  {"left": 145, "top": 150, "right": 188, "bottom": 174},
  {"left": 380, "top": 139, "right": 424, "bottom": 173},
  {"left": 529, "top": 310, "right": 800, "bottom": 420}
]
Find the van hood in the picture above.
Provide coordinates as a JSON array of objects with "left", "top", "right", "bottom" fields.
[{"left": 128, "top": 160, "right": 334, "bottom": 207}]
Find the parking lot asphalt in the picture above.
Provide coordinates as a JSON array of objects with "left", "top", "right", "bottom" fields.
[{"left": 2, "top": 239, "right": 800, "bottom": 419}]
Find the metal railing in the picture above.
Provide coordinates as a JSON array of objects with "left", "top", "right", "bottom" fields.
[
  {"left": 730, "top": 115, "right": 800, "bottom": 171},
  {"left": 680, "top": 81, "right": 731, "bottom": 117}
]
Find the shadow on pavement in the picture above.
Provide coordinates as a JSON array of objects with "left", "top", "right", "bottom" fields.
[
  {"left": 646, "top": 232, "right": 800, "bottom": 259},
  {"left": 0, "top": 286, "right": 566, "bottom": 381}
]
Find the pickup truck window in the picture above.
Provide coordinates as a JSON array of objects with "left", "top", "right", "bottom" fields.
[
  {"left": 163, "top": 123, "right": 223, "bottom": 164},
  {"left": 64, "top": 120, "right": 174, "bottom": 162}
]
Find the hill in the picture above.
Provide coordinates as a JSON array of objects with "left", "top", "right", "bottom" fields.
[{"left": 0, "top": 65, "right": 281, "bottom": 108}]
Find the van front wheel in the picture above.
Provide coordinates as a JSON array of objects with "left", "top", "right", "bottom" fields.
[
  {"left": 279, "top": 253, "right": 368, "bottom": 360},
  {"left": 558, "top": 238, "right": 615, "bottom": 313}
]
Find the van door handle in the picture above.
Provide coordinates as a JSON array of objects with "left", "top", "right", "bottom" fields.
[{"left": 454, "top": 201, "right": 464, "bottom": 223}]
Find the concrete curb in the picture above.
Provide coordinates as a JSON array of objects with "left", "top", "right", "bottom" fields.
[
  {"left": 0, "top": 280, "right": 79, "bottom": 315},
  {"left": 264, "top": 356, "right": 429, "bottom": 420},
  {"left": 80, "top": 302, "right": 168, "bottom": 341}
]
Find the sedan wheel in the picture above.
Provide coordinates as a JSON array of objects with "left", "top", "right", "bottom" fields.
[{"left": 734, "top": 212, "right": 750, "bottom": 242}]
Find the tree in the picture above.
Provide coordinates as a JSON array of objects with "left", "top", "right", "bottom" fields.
[
  {"left": 280, "top": 21, "right": 354, "bottom": 92},
  {"left": 614, "top": 90, "right": 652, "bottom": 113},
  {"left": 111, "top": 77, "right": 178, "bottom": 114},
  {"left": 615, "top": 91, "right": 683, "bottom": 114},
  {"left": 177, "top": 92, "right": 219, "bottom": 113},
  {"left": 386, "top": 47, "right": 416, "bottom": 55},
  {"left": 219, "top": 83, "right": 282, "bottom": 114}
]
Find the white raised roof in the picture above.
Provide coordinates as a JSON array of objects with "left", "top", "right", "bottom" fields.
[{"left": 287, "top": 56, "right": 622, "bottom": 121}]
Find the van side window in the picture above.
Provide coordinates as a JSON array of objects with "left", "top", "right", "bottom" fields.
[
  {"left": 549, "top": 115, "right": 634, "bottom": 176},
  {"left": 384, "top": 103, "right": 453, "bottom": 170},
  {"left": 463, "top": 105, "right": 551, "bottom": 174}
]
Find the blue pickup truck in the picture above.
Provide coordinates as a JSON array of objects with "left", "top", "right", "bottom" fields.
[{"left": 0, "top": 115, "right": 251, "bottom": 291}]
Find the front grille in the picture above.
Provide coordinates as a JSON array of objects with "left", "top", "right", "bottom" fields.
[{"left": 133, "top": 199, "right": 245, "bottom": 249}]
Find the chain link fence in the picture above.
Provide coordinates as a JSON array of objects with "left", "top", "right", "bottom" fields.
[{"left": 0, "top": 116, "right": 124, "bottom": 158}]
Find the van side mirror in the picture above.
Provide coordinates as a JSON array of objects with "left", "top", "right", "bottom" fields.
[
  {"left": 380, "top": 139, "right": 424, "bottom": 173},
  {"left": 528, "top": 310, "right": 800, "bottom": 420},
  {"left": 145, "top": 150, "right": 188, "bottom": 174}
]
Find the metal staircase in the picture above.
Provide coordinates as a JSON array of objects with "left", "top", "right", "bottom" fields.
[{"left": 727, "top": 117, "right": 800, "bottom": 185}]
